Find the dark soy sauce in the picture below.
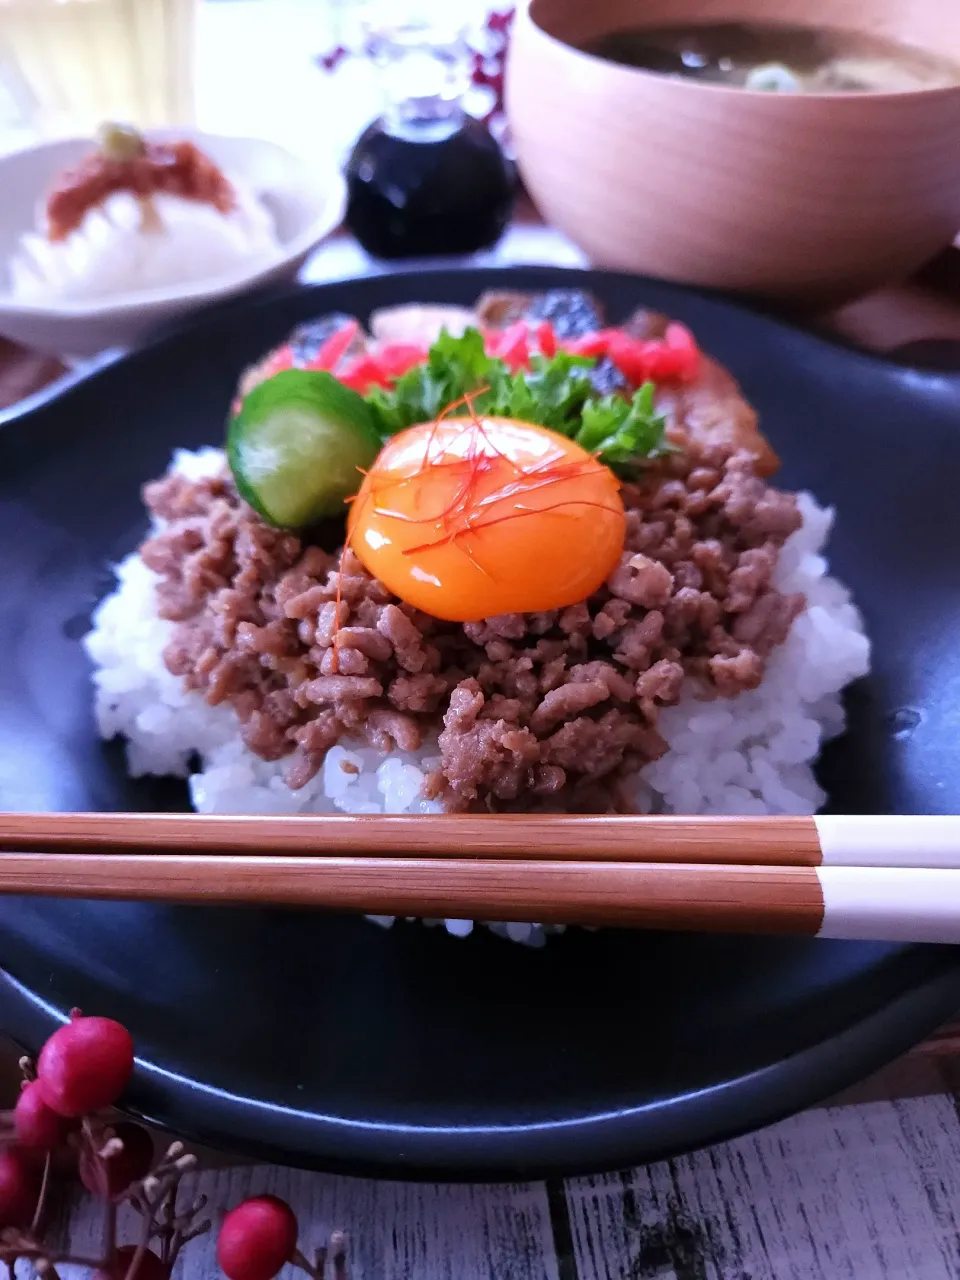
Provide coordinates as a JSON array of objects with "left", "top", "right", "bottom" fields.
[{"left": 345, "top": 112, "right": 516, "bottom": 260}]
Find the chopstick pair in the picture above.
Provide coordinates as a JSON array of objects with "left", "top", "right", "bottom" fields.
[{"left": 0, "top": 813, "right": 958, "bottom": 944}]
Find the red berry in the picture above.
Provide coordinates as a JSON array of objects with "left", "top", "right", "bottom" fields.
[
  {"left": 217, "top": 1196, "right": 298, "bottom": 1280},
  {"left": 0, "top": 1148, "right": 40, "bottom": 1227},
  {"left": 80, "top": 1122, "right": 154, "bottom": 1198},
  {"left": 37, "top": 1015, "right": 134, "bottom": 1117},
  {"left": 94, "top": 1246, "right": 169, "bottom": 1280},
  {"left": 14, "top": 1080, "right": 67, "bottom": 1151}
]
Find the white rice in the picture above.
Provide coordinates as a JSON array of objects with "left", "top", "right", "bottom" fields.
[{"left": 84, "top": 449, "right": 870, "bottom": 945}]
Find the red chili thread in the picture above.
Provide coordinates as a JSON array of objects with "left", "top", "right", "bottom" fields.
[{"left": 342, "top": 390, "right": 621, "bottom": 599}]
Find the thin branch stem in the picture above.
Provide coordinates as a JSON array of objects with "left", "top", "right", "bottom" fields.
[
  {"left": 30, "top": 1152, "right": 52, "bottom": 1237},
  {"left": 122, "top": 1180, "right": 162, "bottom": 1280},
  {"left": 169, "top": 1219, "right": 210, "bottom": 1267},
  {"left": 154, "top": 1184, "right": 176, "bottom": 1264},
  {"left": 293, "top": 1248, "right": 316, "bottom": 1277},
  {"left": 165, "top": 1230, "right": 183, "bottom": 1269}
]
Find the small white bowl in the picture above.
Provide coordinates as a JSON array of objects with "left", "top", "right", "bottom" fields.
[{"left": 0, "top": 130, "right": 346, "bottom": 357}]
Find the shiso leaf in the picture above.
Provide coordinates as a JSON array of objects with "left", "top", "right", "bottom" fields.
[{"left": 365, "top": 327, "right": 668, "bottom": 473}]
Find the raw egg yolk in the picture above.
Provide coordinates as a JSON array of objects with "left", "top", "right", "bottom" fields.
[{"left": 347, "top": 415, "right": 626, "bottom": 622}]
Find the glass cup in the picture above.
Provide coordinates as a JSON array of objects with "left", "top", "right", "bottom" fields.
[{"left": 0, "top": 0, "right": 198, "bottom": 140}]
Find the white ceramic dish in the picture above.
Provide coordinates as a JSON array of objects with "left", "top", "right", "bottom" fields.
[{"left": 0, "top": 130, "right": 346, "bottom": 357}]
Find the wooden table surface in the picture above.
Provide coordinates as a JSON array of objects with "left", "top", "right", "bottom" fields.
[{"left": 7, "top": 219, "right": 960, "bottom": 1278}]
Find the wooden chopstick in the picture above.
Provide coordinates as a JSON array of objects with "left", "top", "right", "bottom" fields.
[
  {"left": 0, "top": 849, "right": 956, "bottom": 943},
  {"left": 1, "top": 813, "right": 959, "bottom": 942},
  {"left": 1, "top": 812, "right": 960, "bottom": 868}
]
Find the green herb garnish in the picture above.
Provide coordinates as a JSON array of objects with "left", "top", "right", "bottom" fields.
[{"left": 365, "top": 328, "right": 669, "bottom": 473}]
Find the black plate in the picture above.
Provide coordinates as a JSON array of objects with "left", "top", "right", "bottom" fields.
[{"left": 2, "top": 266, "right": 960, "bottom": 1181}]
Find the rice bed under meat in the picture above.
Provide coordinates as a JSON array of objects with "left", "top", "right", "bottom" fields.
[{"left": 84, "top": 448, "right": 870, "bottom": 945}]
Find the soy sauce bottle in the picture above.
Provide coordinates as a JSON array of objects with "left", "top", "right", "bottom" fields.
[{"left": 343, "top": 10, "right": 516, "bottom": 259}]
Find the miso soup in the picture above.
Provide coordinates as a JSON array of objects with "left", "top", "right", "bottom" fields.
[{"left": 583, "top": 21, "right": 960, "bottom": 93}]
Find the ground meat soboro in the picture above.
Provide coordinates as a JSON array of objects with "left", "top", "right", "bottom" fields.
[{"left": 140, "top": 438, "right": 803, "bottom": 812}]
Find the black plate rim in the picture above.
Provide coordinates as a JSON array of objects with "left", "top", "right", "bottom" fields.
[
  {"left": 4, "top": 264, "right": 960, "bottom": 1180},
  {"left": 0, "top": 957, "right": 957, "bottom": 1180}
]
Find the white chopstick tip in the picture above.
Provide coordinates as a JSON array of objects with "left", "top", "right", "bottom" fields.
[
  {"left": 815, "top": 815, "right": 960, "bottom": 870},
  {"left": 818, "top": 866, "right": 960, "bottom": 944}
]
